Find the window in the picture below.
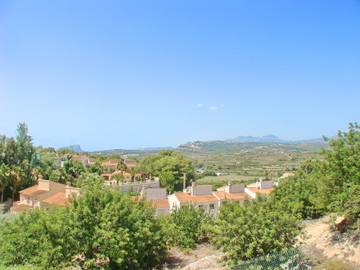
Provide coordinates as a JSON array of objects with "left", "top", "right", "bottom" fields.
[{"left": 209, "top": 203, "right": 215, "bottom": 210}]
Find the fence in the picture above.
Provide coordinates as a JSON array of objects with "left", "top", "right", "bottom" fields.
[{"left": 231, "top": 249, "right": 311, "bottom": 270}]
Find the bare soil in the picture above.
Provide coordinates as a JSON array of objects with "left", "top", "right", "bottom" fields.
[
  {"left": 163, "top": 244, "right": 225, "bottom": 270},
  {"left": 298, "top": 216, "right": 360, "bottom": 267}
]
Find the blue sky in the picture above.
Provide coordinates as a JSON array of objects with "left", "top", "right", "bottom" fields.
[{"left": 1, "top": 1, "right": 359, "bottom": 150}]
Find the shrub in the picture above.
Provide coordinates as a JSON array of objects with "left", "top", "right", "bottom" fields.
[
  {"left": 161, "top": 206, "right": 212, "bottom": 249},
  {"left": 270, "top": 161, "right": 325, "bottom": 219},
  {"left": 212, "top": 199, "right": 301, "bottom": 266},
  {"left": 0, "top": 176, "right": 167, "bottom": 270}
]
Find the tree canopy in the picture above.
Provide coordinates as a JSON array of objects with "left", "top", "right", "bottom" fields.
[
  {"left": 0, "top": 175, "right": 167, "bottom": 270},
  {"left": 136, "top": 150, "right": 194, "bottom": 192}
]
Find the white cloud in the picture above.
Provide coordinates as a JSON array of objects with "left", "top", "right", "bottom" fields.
[
  {"left": 196, "top": 103, "right": 224, "bottom": 111},
  {"left": 208, "top": 104, "right": 224, "bottom": 111}
]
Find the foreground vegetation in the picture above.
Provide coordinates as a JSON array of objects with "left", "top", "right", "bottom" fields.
[
  {"left": 1, "top": 123, "right": 360, "bottom": 269},
  {"left": 0, "top": 176, "right": 166, "bottom": 269}
]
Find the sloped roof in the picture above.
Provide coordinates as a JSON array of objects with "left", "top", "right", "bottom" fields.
[
  {"left": 248, "top": 187, "right": 273, "bottom": 195},
  {"left": 149, "top": 198, "right": 169, "bottom": 209},
  {"left": 42, "top": 192, "right": 68, "bottom": 206},
  {"left": 213, "top": 191, "right": 248, "bottom": 201},
  {"left": 10, "top": 202, "right": 33, "bottom": 213},
  {"left": 174, "top": 192, "right": 218, "bottom": 204}
]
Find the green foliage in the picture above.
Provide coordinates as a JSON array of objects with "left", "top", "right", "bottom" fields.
[
  {"left": 270, "top": 160, "right": 325, "bottom": 219},
  {"left": 233, "top": 249, "right": 309, "bottom": 270},
  {"left": 136, "top": 151, "right": 194, "bottom": 192},
  {"left": 160, "top": 206, "right": 212, "bottom": 249},
  {"left": 0, "top": 208, "right": 72, "bottom": 268},
  {"left": 317, "top": 123, "right": 360, "bottom": 212},
  {"left": 212, "top": 200, "right": 301, "bottom": 265},
  {"left": 0, "top": 123, "right": 39, "bottom": 201},
  {"left": 0, "top": 175, "right": 167, "bottom": 270},
  {"left": 270, "top": 123, "right": 360, "bottom": 229},
  {"left": 341, "top": 183, "right": 360, "bottom": 228}
]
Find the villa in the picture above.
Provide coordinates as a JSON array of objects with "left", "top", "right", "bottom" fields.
[
  {"left": 168, "top": 183, "right": 219, "bottom": 215},
  {"left": 10, "top": 179, "right": 80, "bottom": 214},
  {"left": 141, "top": 187, "right": 170, "bottom": 215},
  {"left": 245, "top": 179, "right": 274, "bottom": 199},
  {"left": 213, "top": 183, "right": 249, "bottom": 206}
]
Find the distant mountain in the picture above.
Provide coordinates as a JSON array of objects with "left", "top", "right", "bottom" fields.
[
  {"left": 92, "top": 147, "right": 174, "bottom": 155},
  {"left": 178, "top": 135, "right": 327, "bottom": 154},
  {"left": 227, "top": 134, "right": 285, "bottom": 143},
  {"left": 58, "top": 145, "right": 83, "bottom": 153},
  {"left": 293, "top": 138, "right": 327, "bottom": 145},
  {"left": 227, "top": 135, "right": 327, "bottom": 145}
]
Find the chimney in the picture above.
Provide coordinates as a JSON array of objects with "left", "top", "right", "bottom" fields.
[
  {"left": 38, "top": 179, "right": 50, "bottom": 191},
  {"left": 183, "top": 173, "right": 187, "bottom": 190}
]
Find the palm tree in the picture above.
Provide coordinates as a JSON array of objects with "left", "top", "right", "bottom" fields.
[
  {"left": 0, "top": 164, "right": 9, "bottom": 203},
  {"left": 9, "top": 167, "right": 22, "bottom": 201}
]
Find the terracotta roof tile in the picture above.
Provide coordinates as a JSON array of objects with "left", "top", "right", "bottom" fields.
[
  {"left": 248, "top": 187, "right": 273, "bottom": 195},
  {"left": 150, "top": 198, "right": 169, "bottom": 209},
  {"left": 20, "top": 185, "right": 43, "bottom": 196},
  {"left": 190, "top": 194, "right": 218, "bottom": 203},
  {"left": 174, "top": 192, "right": 218, "bottom": 204},
  {"left": 42, "top": 192, "right": 68, "bottom": 207},
  {"left": 10, "top": 203, "right": 33, "bottom": 213},
  {"left": 213, "top": 191, "right": 248, "bottom": 201},
  {"left": 174, "top": 192, "right": 192, "bottom": 204}
]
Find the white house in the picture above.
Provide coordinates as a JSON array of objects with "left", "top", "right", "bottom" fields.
[
  {"left": 168, "top": 183, "right": 219, "bottom": 216},
  {"left": 213, "top": 183, "right": 249, "bottom": 207},
  {"left": 245, "top": 179, "right": 274, "bottom": 199}
]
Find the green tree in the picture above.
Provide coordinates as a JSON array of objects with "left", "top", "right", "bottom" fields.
[
  {"left": 270, "top": 160, "right": 325, "bottom": 219},
  {"left": 318, "top": 122, "right": 360, "bottom": 212},
  {"left": 0, "top": 164, "right": 10, "bottom": 202},
  {"left": 160, "top": 206, "right": 212, "bottom": 249},
  {"left": 212, "top": 199, "right": 301, "bottom": 265},
  {"left": 0, "top": 175, "right": 167, "bottom": 269},
  {"left": 136, "top": 151, "right": 194, "bottom": 192},
  {"left": 62, "top": 155, "right": 86, "bottom": 185}
]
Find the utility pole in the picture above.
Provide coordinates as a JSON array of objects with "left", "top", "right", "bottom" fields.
[{"left": 183, "top": 173, "right": 187, "bottom": 191}]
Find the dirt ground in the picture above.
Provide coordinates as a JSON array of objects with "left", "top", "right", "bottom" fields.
[
  {"left": 163, "top": 243, "right": 225, "bottom": 270},
  {"left": 298, "top": 216, "right": 360, "bottom": 267}
]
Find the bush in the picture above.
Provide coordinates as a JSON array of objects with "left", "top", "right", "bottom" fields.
[
  {"left": 160, "top": 206, "right": 212, "bottom": 249},
  {"left": 0, "top": 176, "right": 167, "bottom": 270},
  {"left": 212, "top": 199, "right": 301, "bottom": 266},
  {"left": 270, "top": 160, "right": 325, "bottom": 219},
  {"left": 341, "top": 183, "right": 360, "bottom": 229}
]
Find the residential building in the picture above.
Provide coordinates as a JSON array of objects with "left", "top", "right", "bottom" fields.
[
  {"left": 141, "top": 187, "right": 170, "bottom": 215},
  {"left": 168, "top": 183, "right": 219, "bottom": 215},
  {"left": 10, "top": 179, "right": 80, "bottom": 214},
  {"left": 124, "top": 159, "right": 136, "bottom": 169},
  {"left": 213, "top": 183, "right": 249, "bottom": 206},
  {"left": 101, "top": 170, "right": 143, "bottom": 183},
  {"left": 101, "top": 159, "right": 119, "bottom": 172},
  {"left": 245, "top": 179, "right": 274, "bottom": 199}
]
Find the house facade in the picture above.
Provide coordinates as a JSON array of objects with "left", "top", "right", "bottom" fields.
[
  {"left": 213, "top": 183, "right": 249, "bottom": 207},
  {"left": 168, "top": 183, "right": 219, "bottom": 216},
  {"left": 10, "top": 179, "right": 80, "bottom": 214},
  {"left": 245, "top": 179, "right": 274, "bottom": 199}
]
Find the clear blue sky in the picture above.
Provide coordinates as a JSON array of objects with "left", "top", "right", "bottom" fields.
[{"left": 1, "top": 1, "right": 359, "bottom": 151}]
